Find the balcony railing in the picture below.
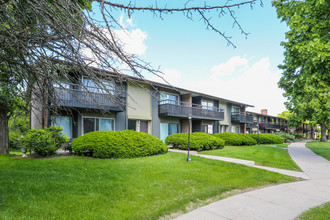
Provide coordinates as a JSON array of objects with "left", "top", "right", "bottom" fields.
[
  {"left": 158, "top": 99, "right": 224, "bottom": 120},
  {"left": 231, "top": 114, "right": 254, "bottom": 124},
  {"left": 246, "top": 122, "right": 287, "bottom": 130},
  {"left": 52, "top": 83, "right": 126, "bottom": 111},
  {"left": 266, "top": 122, "right": 282, "bottom": 129}
]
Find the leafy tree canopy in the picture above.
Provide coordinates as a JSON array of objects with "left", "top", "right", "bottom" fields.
[{"left": 273, "top": 0, "right": 330, "bottom": 141}]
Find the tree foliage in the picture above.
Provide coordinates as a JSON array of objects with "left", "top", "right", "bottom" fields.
[
  {"left": 278, "top": 110, "right": 303, "bottom": 129},
  {"left": 273, "top": 0, "right": 330, "bottom": 141}
]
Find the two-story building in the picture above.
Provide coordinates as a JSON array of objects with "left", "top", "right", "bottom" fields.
[{"left": 31, "top": 70, "right": 254, "bottom": 141}]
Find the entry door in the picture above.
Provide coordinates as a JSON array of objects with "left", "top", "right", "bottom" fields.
[{"left": 140, "top": 121, "right": 148, "bottom": 133}]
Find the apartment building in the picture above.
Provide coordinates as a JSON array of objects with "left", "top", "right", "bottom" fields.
[
  {"left": 245, "top": 109, "right": 288, "bottom": 134},
  {"left": 245, "top": 109, "right": 316, "bottom": 139},
  {"left": 30, "top": 72, "right": 254, "bottom": 140}
]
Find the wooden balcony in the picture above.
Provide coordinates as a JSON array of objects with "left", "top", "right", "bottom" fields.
[
  {"left": 159, "top": 100, "right": 224, "bottom": 120},
  {"left": 52, "top": 84, "right": 126, "bottom": 111},
  {"left": 231, "top": 114, "right": 254, "bottom": 124}
]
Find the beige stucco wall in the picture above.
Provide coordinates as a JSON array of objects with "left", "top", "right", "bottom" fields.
[
  {"left": 219, "top": 101, "right": 229, "bottom": 125},
  {"left": 127, "top": 82, "right": 152, "bottom": 120}
]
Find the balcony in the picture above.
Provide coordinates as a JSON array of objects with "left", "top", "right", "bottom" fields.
[
  {"left": 266, "top": 122, "right": 282, "bottom": 129},
  {"left": 247, "top": 122, "right": 287, "bottom": 130},
  {"left": 231, "top": 113, "right": 254, "bottom": 124},
  {"left": 158, "top": 100, "right": 224, "bottom": 121},
  {"left": 52, "top": 83, "right": 126, "bottom": 111}
]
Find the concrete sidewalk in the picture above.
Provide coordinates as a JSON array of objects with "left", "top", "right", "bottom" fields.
[
  {"left": 169, "top": 148, "right": 309, "bottom": 179},
  {"left": 175, "top": 142, "right": 330, "bottom": 220}
]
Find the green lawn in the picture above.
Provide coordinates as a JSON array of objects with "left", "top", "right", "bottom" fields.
[
  {"left": 0, "top": 152, "right": 295, "bottom": 219},
  {"left": 260, "top": 144, "right": 289, "bottom": 148},
  {"left": 306, "top": 141, "right": 330, "bottom": 161},
  {"left": 274, "top": 143, "right": 289, "bottom": 148},
  {"left": 296, "top": 202, "right": 330, "bottom": 220},
  {"left": 199, "top": 145, "right": 301, "bottom": 171}
]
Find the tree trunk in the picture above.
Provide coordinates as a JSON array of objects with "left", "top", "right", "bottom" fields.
[
  {"left": 320, "top": 123, "right": 327, "bottom": 142},
  {"left": 0, "top": 108, "right": 9, "bottom": 154}
]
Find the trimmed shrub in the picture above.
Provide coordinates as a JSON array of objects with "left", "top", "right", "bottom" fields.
[
  {"left": 274, "top": 132, "right": 295, "bottom": 143},
  {"left": 248, "top": 133, "right": 284, "bottom": 144},
  {"left": 165, "top": 132, "right": 225, "bottom": 151},
  {"left": 213, "top": 132, "right": 257, "bottom": 146},
  {"left": 238, "top": 133, "right": 258, "bottom": 146},
  {"left": 71, "top": 130, "right": 168, "bottom": 159},
  {"left": 21, "top": 126, "right": 69, "bottom": 156}
]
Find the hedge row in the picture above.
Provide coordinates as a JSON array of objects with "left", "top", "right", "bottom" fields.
[
  {"left": 213, "top": 132, "right": 257, "bottom": 146},
  {"left": 248, "top": 133, "right": 284, "bottom": 144},
  {"left": 71, "top": 130, "right": 168, "bottom": 159},
  {"left": 165, "top": 132, "right": 225, "bottom": 151}
]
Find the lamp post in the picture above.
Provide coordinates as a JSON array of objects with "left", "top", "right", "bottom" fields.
[
  {"left": 187, "top": 114, "right": 192, "bottom": 162},
  {"left": 257, "top": 116, "right": 260, "bottom": 145}
]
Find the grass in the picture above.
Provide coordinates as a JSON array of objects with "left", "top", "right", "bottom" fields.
[
  {"left": 7, "top": 149, "right": 30, "bottom": 156},
  {"left": 260, "top": 144, "right": 289, "bottom": 148},
  {"left": 0, "top": 152, "right": 296, "bottom": 219},
  {"left": 199, "top": 145, "right": 301, "bottom": 171},
  {"left": 296, "top": 202, "right": 330, "bottom": 220},
  {"left": 274, "top": 143, "right": 289, "bottom": 148},
  {"left": 306, "top": 141, "right": 330, "bottom": 161}
]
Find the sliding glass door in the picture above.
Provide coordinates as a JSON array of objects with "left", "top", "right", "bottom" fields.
[{"left": 83, "top": 117, "right": 114, "bottom": 134}]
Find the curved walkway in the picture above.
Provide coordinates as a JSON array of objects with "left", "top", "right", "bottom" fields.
[{"left": 176, "top": 142, "right": 330, "bottom": 220}]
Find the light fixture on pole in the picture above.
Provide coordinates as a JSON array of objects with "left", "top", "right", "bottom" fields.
[
  {"left": 257, "top": 116, "right": 260, "bottom": 145},
  {"left": 187, "top": 114, "right": 192, "bottom": 162}
]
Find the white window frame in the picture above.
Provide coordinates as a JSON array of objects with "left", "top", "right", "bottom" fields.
[{"left": 82, "top": 116, "right": 115, "bottom": 135}]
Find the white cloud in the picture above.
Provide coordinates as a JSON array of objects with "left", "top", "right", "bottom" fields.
[
  {"left": 80, "top": 16, "right": 147, "bottom": 69},
  {"left": 210, "top": 56, "right": 248, "bottom": 78},
  {"left": 115, "top": 14, "right": 147, "bottom": 55},
  {"left": 119, "top": 14, "right": 134, "bottom": 28},
  {"left": 113, "top": 28, "right": 147, "bottom": 55}
]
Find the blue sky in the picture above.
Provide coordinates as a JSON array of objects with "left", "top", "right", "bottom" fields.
[{"left": 93, "top": 1, "right": 289, "bottom": 116}]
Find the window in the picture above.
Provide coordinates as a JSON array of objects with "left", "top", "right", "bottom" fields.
[
  {"left": 160, "top": 122, "right": 178, "bottom": 141},
  {"left": 128, "top": 120, "right": 149, "bottom": 133},
  {"left": 169, "top": 123, "right": 178, "bottom": 135},
  {"left": 253, "top": 116, "right": 258, "bottom": 122},
  {"left": 231, "top": 106, "right": 240, "bottom": 115},
  {"left": 201, "top": 100, "right": 214, "bottom": 110},
  {"left": 82, "top": 77, "right": 115, "bottom": 94},
  {"left": 83, "top": 117, "right": 114, "bottom": 134},
  {"left": 232, "top": 125, "right": 240, "bottom": 133},
  {"left": 128, "top": 120, "right": 136, "bottom": 131},
  {"left": 220, "top": 125, "right": 227, "bottom": 133},
  {"left": 51, "top": 116, "right": 72, "bottom": 138},
  {"left": 160, "top": 92, "right": 179, "bottom": 104},
  {"left": 203, "top": 124, "right": 213, "bottom": 134}
]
